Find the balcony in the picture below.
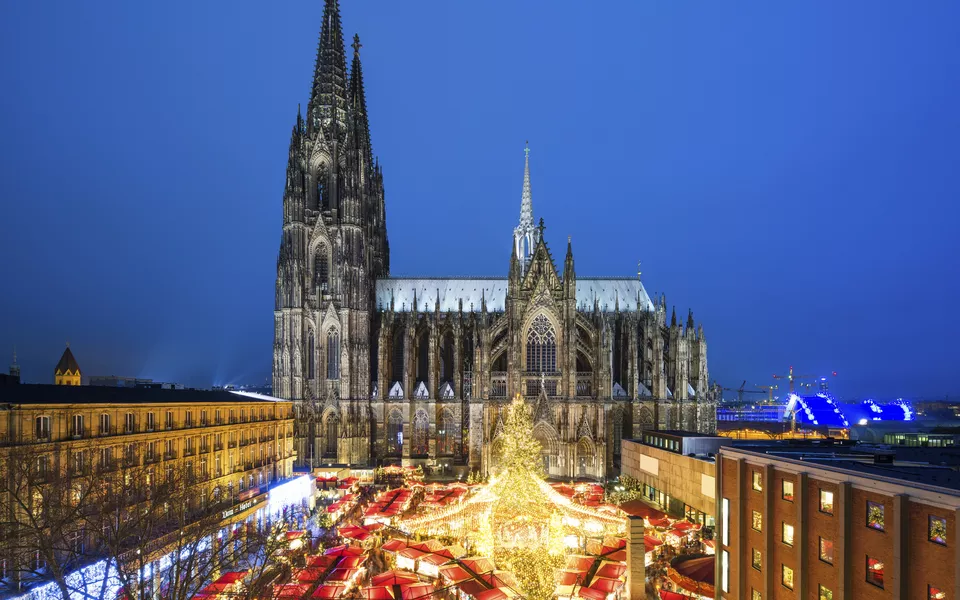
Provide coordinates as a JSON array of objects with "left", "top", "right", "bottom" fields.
[
  {"left": 490, "top": 372, "right": 507, "bottom": 398},
  {"left": 200, "top": 445, "right": 211, "bottom": 454},
  {"left": 522, "top": 372, "right": 561, "bottom": 397},
  {"left": 214, "top": 443, "right": 224, "bottom": 451},
  {"left": 164, "top": 451, "right": 177, "bottom": 460}
]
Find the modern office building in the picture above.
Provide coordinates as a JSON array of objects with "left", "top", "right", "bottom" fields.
[
  {"left": 716, "top": 444, "right": 959, "bottom": 600},
  {"left": 621, "top": 431, "right": 731, "bottom": 525}
]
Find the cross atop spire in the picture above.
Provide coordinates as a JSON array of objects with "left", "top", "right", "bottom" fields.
[
  {"left": 514, "top": 143, "right": 539, "bottom": 271},
  {"left": 351, "top": 33, "right": 362, "bottom": 58}
]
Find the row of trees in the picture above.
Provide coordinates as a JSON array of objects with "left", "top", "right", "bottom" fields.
[{"left": 0, "top": 445, "right": 308, "bottom": 600}]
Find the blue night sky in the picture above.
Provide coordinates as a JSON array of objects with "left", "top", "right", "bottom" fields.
[{"left": 1, "top": 1, "right": 958, "bottom": 400}]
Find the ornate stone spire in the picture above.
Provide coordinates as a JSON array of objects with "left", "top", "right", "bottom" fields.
[
  {"left": 513, "top": 142, "right": 539, "bottom": 270},
  {"left": 308, "top": 0, "right": 349, "bottom": 130}
]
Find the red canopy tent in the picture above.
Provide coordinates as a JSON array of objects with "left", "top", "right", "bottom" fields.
[
  {"left": 325, "top": 568, "right": 359, "bottom": 583},
  {"left": 620, "top": 501, "right": 667, "bottom": 521},
  {"left": 214, "top": 572, "right": 248, "bottom": 585},
  {"left": 311, "top": 585, "right": 347, "bottom": 599},
  {"left": 273, "top": 584, "right": 311, "bottom": 599},
  {"left": 361, "top": 587, "right": 395, "bottom": 600},
  {"left": 399, "top": 582, "right": 436, "bottom": 600},
  {"left": 658, "top": 591, "right": 687, "bottom": 600},
  {"left": 324, "top": 545, "right": 365, "bottom": 557},
  {"left": 589, "top": 577, "right": 623, "bottom": 594},
  {"left": 595, "top": 563, "right": 627, "bottom": 579},
  {"left": 575, "top": 587, "right": 607, "bottom": 600},
  {"left": 381, "top": 539, "right": 409, "bottom": 553},
  {"left": 371, "top": 570, "right": 419, "bottom": 587}
]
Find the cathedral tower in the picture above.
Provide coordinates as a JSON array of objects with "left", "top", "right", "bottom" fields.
[{"left": 274, "top": 0, "right": 388, "bottom": 467}]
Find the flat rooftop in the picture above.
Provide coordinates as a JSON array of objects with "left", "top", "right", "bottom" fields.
[
  {"left": 724, "top": 442, "right": 960, "bottom": 492},
  {"left": 0, "top": 384, "right": 284, "bottom": 405}
]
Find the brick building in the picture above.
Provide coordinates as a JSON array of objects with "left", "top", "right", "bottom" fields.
[{"left": 716, "top": 445, "right": 959, "bottom": 600}]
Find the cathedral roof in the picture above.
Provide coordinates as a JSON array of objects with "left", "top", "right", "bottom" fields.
[
  {"left": 374, "top": 277, "right": 654, "bottom": 313},
  {"left": 55, "top": 345, "right": 81, "bottom": 375}
]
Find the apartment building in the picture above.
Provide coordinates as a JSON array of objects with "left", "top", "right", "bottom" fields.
[{"left": 716, "top": 445, "right": 959, "bottom": 600}]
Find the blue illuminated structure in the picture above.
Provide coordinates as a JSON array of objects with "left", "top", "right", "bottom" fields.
[
  {"left": 783, "top": 393, "right": 850, "bottom": 428},
  {"left": 850, "top": 398, "right": 915, "bottom": 423}
]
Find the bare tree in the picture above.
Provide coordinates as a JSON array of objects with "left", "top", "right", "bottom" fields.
[{"left": 0, "top": 444, "right": 108, "bottom": 600}]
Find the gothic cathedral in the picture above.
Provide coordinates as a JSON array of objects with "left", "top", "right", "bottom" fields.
[{"left": 274, "top": 0, "right": 715, "bottom": 480}]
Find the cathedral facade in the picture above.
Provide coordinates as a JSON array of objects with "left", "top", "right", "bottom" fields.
[{"left": 274, "top": 0, "right": 715, "bottom": 480}]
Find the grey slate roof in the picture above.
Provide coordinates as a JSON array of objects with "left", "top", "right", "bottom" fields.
[{"left": 375, "top": 277, "right": 655, "bottom": 313}]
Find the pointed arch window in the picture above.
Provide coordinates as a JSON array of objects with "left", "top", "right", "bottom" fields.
[
  {"left": 413, "top": 411, "right": 429, "bottom": 457},
  {"left": 327, "top": 330, "right": 340, "bottom": 380},
  {"left": 526, "top": 314, "right": 557, "bottom": 373},
  {"left": 315, "top": 246, "right": 330, "bottom": 292},
  {"left": 324, "top": 413, "right": 338, "bottom": 457},
  {"left": 387, "top": 411, "right": 403, "bottom": 455},
  {"left": 307, "top": 332, "right": 316, "bottom": 380},
  {"left": 392, "top": 334, "right": 405, "bottom": 386},
  {"left": 438, "top": 410, "right": 457, "bottom": 455}
]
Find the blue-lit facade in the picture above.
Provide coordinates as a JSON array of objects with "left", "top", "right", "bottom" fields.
[{"left": 783, "top": 393, "right": 915, "bottom": 428}]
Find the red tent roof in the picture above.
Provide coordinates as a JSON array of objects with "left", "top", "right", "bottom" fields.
[
  {"left": 399, "top": 582, "right": 435, "bottom": 600},
  {"left": 214, "top": 572, "right": 248, "bottom": 585},
  {"left": 293, "top": 568, "right": 327, "bottom": 583},
  {"left": 473, "top": 590, "right": 510, "bottom": 600},
  {"left": 325, "top": 568, "right": 359, "bottom": 583},
  {"left": 382, "top": 539, "right": 409, "bottom": 553},
  {"left": 361, "top": 587, "right": 395, "bottom": 600},
  {"left": 312, "top": 585, "right": 347, "bottom": 599},
  {"left": 371, "top": 570, "right": 419, "bottom": 587},
  {"left": 576, "top": 586, "right": 607, "bottom": 600},
  {"left": 273, "top": 584, "right": 310, "bottom": 599},
  {"left": 595, "top": 563, "right": 627, "bottom": 579}
]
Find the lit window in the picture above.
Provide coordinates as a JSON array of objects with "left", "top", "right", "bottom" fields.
[
  {"left": 752, "top": 548, "right": 762, "bottom": 570},
  {"left": 752, "top": 510, "right": 762, "bottom": 532},
  {"left": 820, "top": 489, "right": 834, "bottom": 514},
  {"left": 819, "top": 585, "right": 833, "bottom": 600},
  {"left": 819, "top": 537, "right": 834, "bottom": 563},
  {"left": 752, "top": 471, "right": 763, "bottom": 492},
  {"left": 720, "top": 550, "right": 729, "bottom": 593},
  {"left": 752, "top": 590, "right": 761, "bottom": 600},
  {"left": 526, "top": 314, "right": 557, "bottom": 373},
  {"left": 929, "top": 515, "right": 948, "bottom": 545},
  {"left": 782, "top": 565, "right": 794, "bottom": 589},
  {"left": 721, "top": 498, "right": 730, "bottom": 546},
  {"left": 782, "top": 522, "right": 795, "bottom": 546},
  {"left": 782, "top": 480, "right": 794, "bottom": 501},
  {"left": 930, "top": 585, "right": 946, "bottom": 599},
  {"left": 867, "top": 501, "right": 885, "bottom": 531},
  {"left": 866, "top": 556, "right": 885, "bottom": 588}
]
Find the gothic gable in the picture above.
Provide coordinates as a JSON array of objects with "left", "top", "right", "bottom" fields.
[{"left": 521, "top": 237, "right": 562, "bottom": 293}]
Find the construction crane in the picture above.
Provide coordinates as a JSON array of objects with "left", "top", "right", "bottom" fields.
[
  {"left": 756, "top": 384, "right": 778, "bottom": 403},
  {"left": 721, "top": 380, "right": 768, "bottom": 405},
  {"left": 773, "top": 366, "right": 837, "bottom": 394}
]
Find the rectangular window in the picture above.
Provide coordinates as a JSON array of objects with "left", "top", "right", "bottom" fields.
[
  {"left": 782, "top": 522, "right": 795, "bottom": 546},
  {"left": 819, "top": 537, "right": 834, "bottom": 563},
  {"left": 100, "top": 414, "right": 111, "bottom": 434},
  {"left": 71, "top": 414, "right": 84, "bottom": 437},
  {"left": 929, "top": 585, "right": 945, "bottom": 599},
  {"left": 867, "top": 501, "right": 885, "bottom": 531},
  {"left": 866, "top": 556, "right": 885, "bottom": 588},
  {"left": 185, "top": 411, "right": 193, "bottom": 427},
  {"left": 720, "top": 550, "right": 729, "bottom": 593},
  {"left": 752, "top": 548, "right": 762, "bottom": 571},
  {"left": 752, "top": 471, "right": 763, "bottom": 491},
  {"left": 752, "top": 510, "right": 762, "bottom": 532},
  {"left": 216, "top": 409, "right": 222, "bottom": 424},
  {"left": 165, "top": 411, "right": 173, "bottom": 429},
  {"left": 782, "top": 480, "right": 794, "bottom": 501},
  {"left": 721, "top": 498, "right": 730, "bottom": 546},
  {"left": 752, "top": 590, "right": 761, "bottom": 600},
  {"left": 125, "top": 413, "right": 136, "bottom": 433},
  {"left": 35, "top": 416, "right": 51, "bottom": 440},
  {"left": 201, "top": 410, "right": 207, "bottom": 425},
  {"left": 820, "top": 489, "right": 834, "bottom": 514},
  {"left": 782, "top": 565, "right": 794, "bottom": 589},
  {"left": 929, "top": 515, "right": 948, "bottom": 545},
  {"left": 819, "top": 585, "right": 833, "bottom": 600},
  {"left": 146, "top": 412, "right": 155, "bottom": 431}
]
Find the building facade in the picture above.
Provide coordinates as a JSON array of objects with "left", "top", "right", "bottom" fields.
[
  {"left": 273, "top": 0, "right": 715, "bottom": 479},
  {"left": 621, "top": 432, "right": 730, "bottom": 525},
  {"left": 0, "top": 384, "right": 303, "bottom": 597},
  {"left": 716, "top": 446, "right": 959, "bottom": 600}
]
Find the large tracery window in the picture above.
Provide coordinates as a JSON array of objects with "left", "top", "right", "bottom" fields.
[
  {"left": 437, "top": 410, "right": 457, "bottom": 455},
  {"left": 324, "top": 414, "right": 338, "bottom": 457},
  {"left": 326, "top": 330, "right": 340, "bottom": 380},
  {"left": 526, "top": 315, "right": 557, "bottom": 373}
]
